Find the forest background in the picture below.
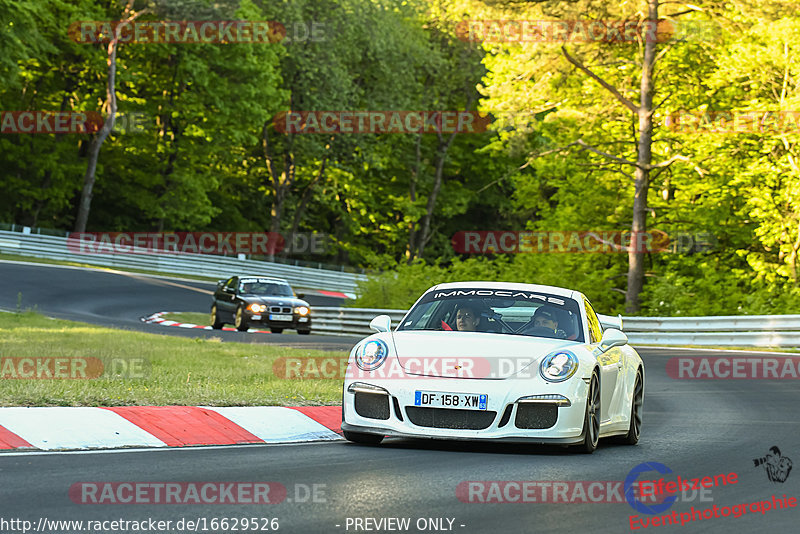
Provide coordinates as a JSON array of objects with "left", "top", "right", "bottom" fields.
[{"left": 2, "top": 0, "right": 799, "bottom": 315}]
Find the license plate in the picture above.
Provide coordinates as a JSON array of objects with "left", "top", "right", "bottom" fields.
[
  {"left": 414, "top": 391, "right": 487, "bottom": 410},
  {"left": 269, "top": 314, "right": 292, "bottom": 321}
]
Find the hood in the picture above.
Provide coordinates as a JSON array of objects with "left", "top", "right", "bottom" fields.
[{"left": 391, "top": 330, "right": 576, "bottom": 379}]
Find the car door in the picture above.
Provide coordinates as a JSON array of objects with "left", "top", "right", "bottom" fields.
[
  {"left": 218, "top": 277, "right": 238, "bottom": 318},
  {"left": 585, "top": 298, "right": 621, "bottom": 422}
]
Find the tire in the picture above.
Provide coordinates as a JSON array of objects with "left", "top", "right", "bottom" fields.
[
  {"left": 234, "top": 306, "right": 249, "bottom": 332},
  {"left": 270, "top": 327, "right": 283, "bottom": 334},
  {"left": 343, "top": 430, "right": 384, "bottom": 445},
  {"left": 620, "top": 369, "right": 643, "bottom": 445},
  {"left": 576, "top": 371, "right": 600, "bottom": 454},
  {"left": 210, "top": 305, "right": 224, "bottom": 329},
  {"left": 297, "top": 329, "right": 311, "bottom": 335}
]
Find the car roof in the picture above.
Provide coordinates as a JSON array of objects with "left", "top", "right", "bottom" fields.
[{"left": 426, "top": 281, "right": 581, "bottom": 301}]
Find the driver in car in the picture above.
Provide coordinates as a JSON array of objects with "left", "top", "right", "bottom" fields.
[
  {"left": 455, "top": 303, "right": 481, "bottom": 331},
  {"left": 532, "top": 306, "right": 559, "bottom": 332},
  {"left": 521, "top": 305, "right": 566, "bottom": 338}
]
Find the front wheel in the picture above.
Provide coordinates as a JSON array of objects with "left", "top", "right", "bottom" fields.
[
  {"left": 234, "top": 306, "right": 249, "bottom": 332},
  {"left": 210, "top": 305, "right": 224, "bottom": 329},
  {"left": 620, "top": 369, "right": 643, "bottom": 445},
  {"left": 343, "top": 430, "right": 383, "bottom": 445},
  {"left": 297, "top": 329, "right": 311, "bottom": 335},
  {"left": 575, "top": 371, "right": 600, "bottom": 454}
]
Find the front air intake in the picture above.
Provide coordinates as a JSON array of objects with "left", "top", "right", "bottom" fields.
[
  {"left": 405, "top": 407, "right": 496, "bottom": 430},
  {"left": 354, "top": 392, "right": 390, "bottom": 420},
  {"left": 514, "top": 403, "right": 558, "bottom": 429}
]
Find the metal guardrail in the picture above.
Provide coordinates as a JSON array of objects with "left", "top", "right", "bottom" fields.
[
  {"left": 622, "top": 331, "right": 800, "bottom": 347},
  {"left": 0, "top": 230, "right": 365, "bottom": 294},
  {"left": 310, "top": 307, "right": 800, "bottom": 347},
  {"left": 312, "top": 308, "right": 408, "bottom": 337},
  {"left": 620, "top": 314, "right": 800, "bottom": 332},
  {"left": 620, "top": 314, "right": 800, "bottom": 346}
]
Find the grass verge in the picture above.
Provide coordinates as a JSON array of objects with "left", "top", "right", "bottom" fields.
[
  {"left": 162, "top": 311, "right": 210, "bottom": 325},
  {"left": 0, "top": 311, "right": 344, "bottom": 407}
]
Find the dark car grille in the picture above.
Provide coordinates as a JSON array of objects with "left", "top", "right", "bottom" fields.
[
  {"left": 354, "top": 392, "right": 390, "bottom": 420},
  {"left": 514, "top": 403, "right": 558, "bottom": 429},
  {"left": 405, "top": 407, "right": 497, "bottom": 430},
  {"left": 269, "top": 306, "right": 292, "bottom": 314}
]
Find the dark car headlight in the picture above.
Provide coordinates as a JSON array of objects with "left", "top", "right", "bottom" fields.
[
  {"left": 539, "top": 351, "right": 578, "bottom": 382},
  {"left": 355, "top": 339, "right": 389, "bottom": 371},
  {"left": 247, "top": 303, "right": 267, "bottom": 313},
  {"left": 294, "top": 306, "right": 309, "bottom": 316}
]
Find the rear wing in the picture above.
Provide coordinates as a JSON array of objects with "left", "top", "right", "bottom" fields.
[{"left": 597, "top": 313, "right": 623, "bottom": 331}]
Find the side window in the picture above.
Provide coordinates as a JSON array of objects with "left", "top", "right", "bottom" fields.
[
  {"left": 224, "top": 277, "right": 237, "bottom": 291},
  {"left": 583, "top": 298, "right": 602, "bottom": 344}
]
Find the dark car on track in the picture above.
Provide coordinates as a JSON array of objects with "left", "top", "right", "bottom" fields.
[{"left": 211, "top": 275, "right": 312, "bottom": 334}]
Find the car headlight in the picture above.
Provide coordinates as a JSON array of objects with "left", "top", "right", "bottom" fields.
[
  {"left": 355, "top": 339, "right": 389, "bottom": 371},
  {"left": 295, "top": 306, "right": 309, "bottom": 316},
  {"left": 539, "top": 351, "right": 578, "bottom": 382},
  {"left": 247, "top": 303, "right": 266, "bottom": 313}
]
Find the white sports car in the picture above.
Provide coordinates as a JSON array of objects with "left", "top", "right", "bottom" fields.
[{"left": 341, "top": 281, "right": 644, "bottom": 453}]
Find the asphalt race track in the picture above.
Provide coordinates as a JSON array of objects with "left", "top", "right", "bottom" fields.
[
  {"left": 0, "top": 260, "right": 360, "bottom": 351},
  {"left": 1, "top": 260, "right": 799, "bottom": 533}
]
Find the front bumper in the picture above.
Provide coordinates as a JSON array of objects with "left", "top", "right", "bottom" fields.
[
  {"left": 342, "top": 375, "right": 590, "bottom": 444},
  {"left": 246, "top": 312, "right": 311, "bottom": 330}
]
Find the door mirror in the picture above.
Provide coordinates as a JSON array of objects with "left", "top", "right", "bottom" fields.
[
  {"left": 598, "top": 328, "right": 628, "bottom": 352},
  {"left": 296, "top": 293, "right": 305, "bottom": 299},
  {"left": 369, "top": 314, "right": 391, "bottom": 333}
]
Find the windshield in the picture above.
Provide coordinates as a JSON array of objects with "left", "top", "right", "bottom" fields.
[
  {"left": 238, "top": 279, "right": 293, "bottom": 297},
  {"left": 397, "top": 288, "right": 584, "bottom": 342}
]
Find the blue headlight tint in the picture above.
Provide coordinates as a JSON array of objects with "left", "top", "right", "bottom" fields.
[
  {"left": 539, "top": 351, "right": 578, "bottom": 382},
  {"left": 355, "top": 339, "right": 389, "bottom": 371}
]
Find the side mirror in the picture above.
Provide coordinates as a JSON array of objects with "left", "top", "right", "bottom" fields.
[
  {"left": 296, "top": 293, "right": 305, "bottom": 299},
  {"left": 598, "top": 328, "right": 628, "bottom": 352},
  {"left": 369, "top": 314, "right": 391, "bottom": 333}
]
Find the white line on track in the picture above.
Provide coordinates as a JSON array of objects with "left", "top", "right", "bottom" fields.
[
  {"left": 0, "top": 258, "right": 336, "bottom": 298},
  {"left": 0, "top": 258, "right": 216, "bottom": 287},
  {"left": 0, "top": 440, "right": 342, "bottom": 457}
]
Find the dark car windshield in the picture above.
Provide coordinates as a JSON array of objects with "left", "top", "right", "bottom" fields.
[
  {"left": 397, "top": 287, "right": 584, "bottom": 342},
  {"left": 238, "top": 280, "right": 293, "bottom": 297}
]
